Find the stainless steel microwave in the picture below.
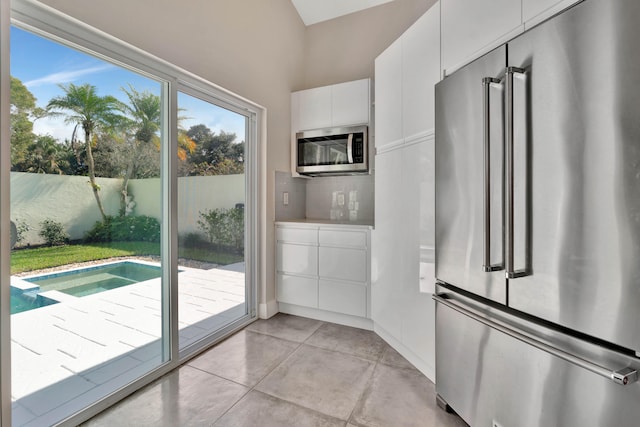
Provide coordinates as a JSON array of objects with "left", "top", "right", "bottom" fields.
[{"left": 296, "top": 125, "right": 368, "bottom": 176}]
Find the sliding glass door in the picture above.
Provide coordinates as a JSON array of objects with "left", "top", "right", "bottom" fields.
[
  {"left": 9, "top": 27, "right": 169, "bottom": 427},
  {"left": 176, "top": 90, "right": 249, "bottom": 353},
  {"left": 3, "top": 6, "right": 259, "bottom": 423}
]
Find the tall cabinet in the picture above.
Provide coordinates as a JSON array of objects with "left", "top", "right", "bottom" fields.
[
  {"left": 372, "top": 0, "right": 584, "bottom": 382},
  {"left": 440, "top": 0, "right": 582, "bottom": 75},
  {"left": 372, "top": 2, "right": 440, "bottom": 380}
]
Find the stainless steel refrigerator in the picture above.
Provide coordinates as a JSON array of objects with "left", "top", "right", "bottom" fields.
[{"left": 434, "top": 0, "right": 640, "bottom": 425}]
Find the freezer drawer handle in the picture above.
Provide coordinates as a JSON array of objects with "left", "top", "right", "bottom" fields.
[
  {"left": 482, "top": 77, "right": 504, "bottom": 273},
  {"left": 434, "top": 295, "right": 638, "bottom": 386},
  {"left": 505, "top": 66, "right": 530, "bottom": 279}
]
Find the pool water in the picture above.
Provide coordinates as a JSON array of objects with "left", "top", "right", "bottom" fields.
[
  {"left": 24, "top": 262, "right": 162, "bottom": 298},
  {"left": 11, "top": 291, "right": 58, "bottom": 315}
]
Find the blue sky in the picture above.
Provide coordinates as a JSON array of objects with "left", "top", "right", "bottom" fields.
[{"left": 10, "top": 26, "right": 246, "bottom": 142}]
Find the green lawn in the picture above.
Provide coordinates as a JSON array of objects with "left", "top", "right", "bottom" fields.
[{"left": 11, "top": 242, "right": 243, "bottom": 274}]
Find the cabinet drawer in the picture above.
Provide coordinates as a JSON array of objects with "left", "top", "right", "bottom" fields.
[
  {"left": 278, "top": 274, "right": 318, "bottom": 307},
  {"left": 319, "top": 279, "right": 367, "bottom": 317},
  {"left": 319, "top": 247, "right": 367, "bottom": 282},
  {"left": 277, "top": 243, "right": 318, "bottom": 276},
  {"left": 276, "top": 226, "right": 318, "bottom": 244},
  {"left": 319, "top": 229, "right": 367, "bottom": 248}
]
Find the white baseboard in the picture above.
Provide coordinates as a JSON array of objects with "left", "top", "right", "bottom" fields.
[
  {"left": 374, "top": 323, "right": 436, "bottom": 383},
  {"left": 279, "top": 303, "right": 374, "bottom": 330},
  {"left": 258, "top": 299, "right": 279, "bottom": 319}
]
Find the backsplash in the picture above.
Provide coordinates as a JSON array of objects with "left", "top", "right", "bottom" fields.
[
  {"left": 306, "top": 175, "right": 374, "bottom": 223},
  {"left": 274, "top": 171, "right": 374, "bottom": 224},
  {"left": 274, "top": 171, "right": 307, "bottom": 221}
]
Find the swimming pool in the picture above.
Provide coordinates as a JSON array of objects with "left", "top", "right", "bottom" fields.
[
  {"left": 11, "top": 288, "right": 59, "bottom": 314},
  {"left": 23, "top": 261, "right": 162, "bottom": 297}
]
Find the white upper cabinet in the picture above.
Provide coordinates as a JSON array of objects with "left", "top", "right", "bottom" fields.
[
  {"left": 293, "top": 79, "right": 370, "bottom": 132},
  {"left": 441, "top": 0, "right": 522, "bottom": 74},
  {"left": 402, "top": 2, "right": 440, "bottom": 139},
  {"left": 441, "top": 0, "right": 582, "bottom": 74},
  {"left": 331, "top": 79, "right": 370, "bottom": 128},
  {"left": 375, "top": 2, "right": 440, "bottom": 149},
  {"left": 297, "top": 85, "right": 332, "bottom": 131},
  {"left": 375, "top": 40, "right": 403, "bottom": 147},
  {"left": 523, "top": 0, "right": 581, "bottom": 28}
]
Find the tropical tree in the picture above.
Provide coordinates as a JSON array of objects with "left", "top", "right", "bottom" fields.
[
  {"left": 118, "top": 85, "right": 162, "bottom": 215},
  {"left": 117, "top": 85, "right": 196, "bottom": 214},
  {"left": 47, "top": 83, "right": 123, "bottom": 220},
  {"left": 184, "top": 125, "right": 244, "bottom": 176},
  {"left": 10, "top": 77, "right": 38, "bottom": 169},
  {"left": 23, "top": 135, "right": 69, "bottom": 174}
]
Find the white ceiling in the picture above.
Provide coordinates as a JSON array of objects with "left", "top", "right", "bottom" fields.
[{"left": 291, "top": 0, "right": 395, "bottom": 26}]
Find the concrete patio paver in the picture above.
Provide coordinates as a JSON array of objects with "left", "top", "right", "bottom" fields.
[{"left": 11, "top": 260, "right": 246, "bottom": 427}]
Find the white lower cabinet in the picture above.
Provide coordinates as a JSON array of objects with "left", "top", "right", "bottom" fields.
[
  {"left": 277, "top": 274, "right": 318, "bottom": 307},
  {"left": 319, "top": 279, "right": 367, "bottom": 318},
  {"left": 319, "top": 246, "right": 367, "bottom": 283},
  {"left": 277, "top": 243, "right": 317, "bottom": 276},
  {"left": 276, "top": 222, "right": 371, "bottom": 323}
]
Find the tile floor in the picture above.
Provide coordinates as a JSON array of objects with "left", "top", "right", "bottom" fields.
[{"left": 83, "top": 313, "right": 468, "bottom": 427}]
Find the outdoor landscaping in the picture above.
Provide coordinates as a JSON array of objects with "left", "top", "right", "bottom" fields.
[
  {"left": 9, "top": 75, "right": 246, "bottom": 275},
  {"left": 11, "top": 207, "right": 245, "bottom": 274}
]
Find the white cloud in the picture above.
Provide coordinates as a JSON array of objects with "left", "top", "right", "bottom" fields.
[
  {"left": 24, "top": 64, "right": 115, "bottom": 88},
  {"left": 33, "top": 116, "right": 74, "bottom": 142}
]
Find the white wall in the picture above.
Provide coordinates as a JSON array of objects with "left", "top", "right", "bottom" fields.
[
  {"left": 302, "top": 0, "right": 437, "bottom": 88},
  {"left": 11, "top": 172, "right": 245, "bottom": 245},
  {"left": 11, "top": 172, "right": 121, "bottom": 244},
  {"left": 131, "top": 174, "right": 245, "bottom": 235}
]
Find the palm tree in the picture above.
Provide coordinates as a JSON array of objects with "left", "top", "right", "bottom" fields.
[
  {"left": 24, "top": 135, "right": 67, "bottom": 174},
  {"left": 47, "top": 83, "right": 123, "bottom": 221},
  {"left": 119, "top": 85, "right": 161, "bottom": 215},
  {"left": 119, "top": 86, "right": 196, "bottom": 213}
]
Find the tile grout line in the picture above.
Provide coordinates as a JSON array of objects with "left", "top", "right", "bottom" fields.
[
  {"left": 208, "top": 323, "right": 316, "bottom": 426},
  {"left": 344, "top": 346, "right": 384, "bottom": 427}
]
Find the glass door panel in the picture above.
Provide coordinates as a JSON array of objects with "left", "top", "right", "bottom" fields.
[
  {"left": 10, "top": 26, "right": 168, "bottom": 426},
  {"left": 176, "top": 91, "right": 247, "bottom": 351}
]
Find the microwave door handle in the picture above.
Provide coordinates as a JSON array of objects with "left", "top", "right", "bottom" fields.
[{"left": 347, "top": 133, "right": 354, "bottom": 164}]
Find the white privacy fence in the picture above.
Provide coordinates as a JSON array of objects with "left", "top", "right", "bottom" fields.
[{"left": 10, "top": 172, "right": 245, "bottom": 246}]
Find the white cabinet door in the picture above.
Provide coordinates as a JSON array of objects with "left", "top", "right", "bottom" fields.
[
  {"left": 277, "top": 243, "right": 318, "bottom": 276},
  {"left": 375, "top": 39, "right": 403, "bottom": 148},
  {"left": 441, "top": 0, "right": 521, "bottom": 74},
  {"left": 298, "top": 85, "right": 332, "bottom": 131},
  {"left": 523, "top": 0, "right": 580, "bottom": 28},
  {"left": 291, "top": 91, "right": 300, "bottom": 134},
  {"left": 319, "top": 246, "right": 367, "bottom": 283},
  {"left": 331, "top": 79, "right": 370, "bottom": 127},
  {"left": 371, "top": 149, "right": 405, "bottom": 338},
  {"left": 277, "top": 226, "right": 317, "bottom": 244},
  {"left": 319, "top": 279, "right": 367, "bottom": 317},
  {"left": 402, "top": 2, "right": 440, "bottom": 138},
  {"left": 278, "top": 274, "right": 318, "bottom": 307},
  {"left": 318, "top": 229, "right": 367, "bottom": 248}
]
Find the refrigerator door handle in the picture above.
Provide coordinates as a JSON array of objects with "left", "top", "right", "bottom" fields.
[
  {"left": 505, "top": 66, "right": 529, "bottom": 279},
  {"left": 482, "top": 77, "right": 504, "bottom": 273},
  {"left": 433, "top": 295, "right": 639, "bottom": 386}
]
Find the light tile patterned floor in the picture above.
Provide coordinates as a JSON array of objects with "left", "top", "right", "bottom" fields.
[
  {"left": 84, "top": 314, "right": 469, "bottom": 427},
  {"left": 11, "top": 260, "right": 245, "bottom": 427}
]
